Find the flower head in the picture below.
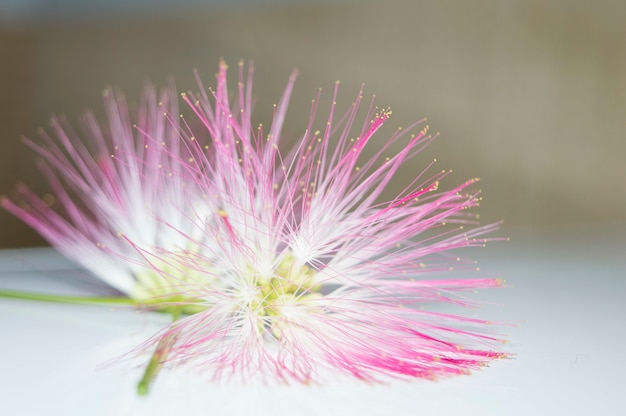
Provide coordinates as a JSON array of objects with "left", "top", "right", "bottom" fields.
[
  {"left": 1, "top": 85, "right": 210, "bottom": 307},
  {"left": 134, "top": 61, "right": 507, "bottom": 382},
  {"left": 2, "top": 60, "right": 507, "bottom": 385}
]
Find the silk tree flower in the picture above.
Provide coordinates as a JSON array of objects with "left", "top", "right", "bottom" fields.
[
  {"left": 1, "top": 85, "right": 212, "bottom": 309},
  {"left": 130, "top": 61, "right": 508, "bottom": 383},
  {"left": 2, "top": 60, "right": 507, "bottom": 389}
]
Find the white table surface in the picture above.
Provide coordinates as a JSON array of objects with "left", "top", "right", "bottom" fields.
[{"left": 1, "top": 224, "right": 624, "bottom": 415}]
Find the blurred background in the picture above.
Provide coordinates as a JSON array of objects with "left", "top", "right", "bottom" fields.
[{"left": 1, "top": 0, "right": 625, "bottom": 248}]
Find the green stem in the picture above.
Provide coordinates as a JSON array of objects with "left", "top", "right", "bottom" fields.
[
  {"left": 0, "top": 289, "right": 137, "bottom": 306},
  {"left": 137, "top": 309, "right": 181, "bottom": 396},
  {"left": 0, "top": 289, "right": 205, "bottom": 315}
]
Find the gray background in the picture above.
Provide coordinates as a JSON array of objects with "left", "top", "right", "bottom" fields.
[{"left": 1, "top": 0, "right": 625, "bottom": 247}]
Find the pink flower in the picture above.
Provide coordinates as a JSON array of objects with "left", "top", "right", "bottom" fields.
[
  {"left": 134, "top": 61, "right": 507, "bottom": 382},
  {"left": 2, "top": 60, "right": 507, "bottom": 386},
  {"left": 1, "top": 86, "right": 212, "bottom": 304}
]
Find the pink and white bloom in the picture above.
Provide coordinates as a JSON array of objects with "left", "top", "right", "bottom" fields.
[
  {"left": 3, "top": 60, "right": 507, "bottom": 384},
  {"left": 133, "top": 61, "right": 507, "bottom": 382},
  {"left": 1, "top": 86, "right": 212, "bottom": 304}
]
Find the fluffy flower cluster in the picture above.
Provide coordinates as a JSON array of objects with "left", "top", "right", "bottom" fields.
[{"left": 2, "top": 61, "right": 506, "bottom": 383}]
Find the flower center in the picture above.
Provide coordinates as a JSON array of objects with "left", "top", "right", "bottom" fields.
[{"left": 253, "top": 255, "right": 320, "bottom": 337}]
